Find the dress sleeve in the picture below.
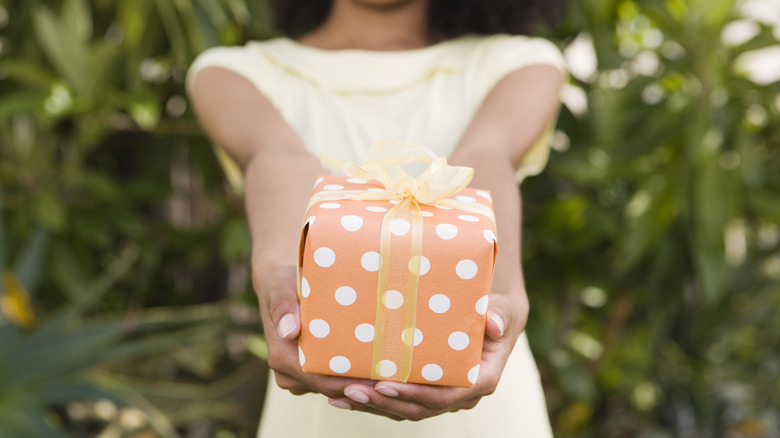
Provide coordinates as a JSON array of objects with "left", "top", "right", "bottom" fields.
[
  {"left": 478, "top": 35, "right": 568, "bottom": 182},
  {"left": 186, "top": 44, "right": 280, "bottom": 193}
]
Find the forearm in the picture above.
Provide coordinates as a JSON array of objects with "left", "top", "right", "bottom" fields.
[
  {"left": 450, "top": 148, "right": 524, "bottom": 292},
  {"left": 244, "top": 148, "right": 324, "bottom": 269}
]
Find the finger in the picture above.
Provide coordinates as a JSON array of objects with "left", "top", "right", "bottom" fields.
[
  {"left": 341, "top": 383, "right": 483, "bottom": 421},
  {"left": 273, "top": 365, "right": 378, "bottom": 400},
  {"left": 370, "top": 381, "right": 470, "bottom": 411},
  {"left": 273, "top": 371, "right": 314, "bottom": 395},
  {"left": 342, "top": 384, "right": 435, "bottom": 421},
  {"left": 327, "top": 397, "right": 406, "bottom": 421}
]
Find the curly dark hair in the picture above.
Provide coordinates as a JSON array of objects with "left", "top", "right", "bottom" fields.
[{"left": 269, "top": 0, "right": 568, "bottom": 39}]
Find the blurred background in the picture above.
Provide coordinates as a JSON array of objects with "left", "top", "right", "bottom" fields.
[{"left": 0, "top": 0, "right": 779, "bottom": 436}]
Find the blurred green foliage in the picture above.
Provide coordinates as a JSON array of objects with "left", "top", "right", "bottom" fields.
[
  {"left": 524, "top": 0, "right": 780, "bottom": 436},
  {"left": 0, "top": 0, "right": 272, "bottom": 435},
  {"left": 0, "top": 0, "right": 778, "bottom": 436}
]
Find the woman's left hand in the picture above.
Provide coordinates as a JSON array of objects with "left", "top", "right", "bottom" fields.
[{"left": 326, "top": 283, "right": 528, "bottom": 421}]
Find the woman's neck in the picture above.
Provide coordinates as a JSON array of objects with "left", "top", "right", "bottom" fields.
[{"left": 299, "top": 0, "right": 434, "bottom": 51}]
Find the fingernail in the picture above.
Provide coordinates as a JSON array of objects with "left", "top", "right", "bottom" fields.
[
  {"left": 375, "top": 385, "right": 399, "bottom": 397},
  {"left": 277, "top": 313, "right": 296, "bottom": 339},
  {"left": 328, "top": 399, "right": 352, "bottom": 410},
  {"left": 490, "top": 314, "right": 505, "bottom": 337},
  {"left": 345, "top": 389, "right": 370, "bottom": 404}
]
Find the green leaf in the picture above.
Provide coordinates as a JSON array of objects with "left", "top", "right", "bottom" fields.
[
  {"left": 0, "top": 401, "right": 67, "bottom": 438},
  {"left": 49, "top": 242, "right": 92, "bottom": 301},
  {"left": 747, "top": 191, "right": 780, "bottom": 221},
  {"left": 13, "top": 228, "right": 49, "bottom": 298},
  {"left": 118, "top": 0, "right": 152, "bottom": 48},
  {"left": 0, "top": 189, "right": 5, "bottom": 280},
  {"left": 691, "top": 139, "right": 739, "bottom": 304},
  {"left": 126, "top": 93, "right": 161, "bottom": 131},
  {"left": 62, "top": 0, "right": 92, "bottom": 42},
  {"left": 0, "top": 59, "right": 58, "bottom": 88},
  {"left": 32, "top": 4, "right": 89, "bottom": 95},
  {"left": 0, "top": 92, "right": 46, "bottom": 122},
  {"left": 33, "top": 189, "right": 67, "bottom": 232},
  {"left": 703, "top": 0, "right": 736, "bottom": 30}
]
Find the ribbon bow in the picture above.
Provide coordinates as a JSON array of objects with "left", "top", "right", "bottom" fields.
[{"left": 307, "top": 139, "right": 494, "bottom": 382}]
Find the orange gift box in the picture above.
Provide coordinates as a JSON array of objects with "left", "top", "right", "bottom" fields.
[{"left": 296, "top": 141, "right": 498, "bottom": 388}]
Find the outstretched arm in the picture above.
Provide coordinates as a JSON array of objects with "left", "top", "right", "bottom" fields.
[
  {"left": 332, "top": 64, "right": 563, "bottom": 420},
  {"left": 189, "top": 68, "right": 404, "bottom": 419}
]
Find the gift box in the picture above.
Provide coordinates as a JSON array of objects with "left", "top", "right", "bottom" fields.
[{"left": 297, "top": 140, "right": 497, "bottom": 388}]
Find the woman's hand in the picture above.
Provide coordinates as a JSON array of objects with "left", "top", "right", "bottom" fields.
[
  {"left": 325, "top": 276, "right": 529, "bottom": 420},
  {"left": 253, "top": 259, "right": 418, "bottom": 421}
]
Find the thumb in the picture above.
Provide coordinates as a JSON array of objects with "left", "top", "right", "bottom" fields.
[
  {"left": 260, "top": 267, "right": 302, "bottom": 341},
  {"left": 485, "top": 310, "right": 506, "bottom": 340},
  {"left": 484, "top": 292, "right": 528, "bottom": 341}
]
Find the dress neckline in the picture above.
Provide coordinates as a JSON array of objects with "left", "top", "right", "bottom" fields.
[
  {"left": 249, "top": 35, "right": 498, "bottom": 94},
  {"left": 280, "top": 35, "right": 473, "bottom": 56}
]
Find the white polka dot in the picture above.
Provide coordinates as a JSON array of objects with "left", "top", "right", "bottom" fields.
[
  {"left": 305, "top": 216, "right": 316, "bottom": 226},
  {"left": 436, "top": 224, "right": 459, "bottom": 240},
  {"left": 319, "top": 202, "right": 341, "bottom": 209},
  {"left": 428, "top": 294, "right": 451, "bottom": 314},
  {"left": 421, "top": 364, "right": 443, "bottom": 382},
  {"left": 475, "top": 296, "right": 489, "bottom": 315},
  {"left": 335, "top": 286, "right": 357, "bottom": 306},
  {"left": 340, "top": 215, "right": 363, "bottom": 232},
  {"left": 367, "top": 188, "right": 385, "bottom": 193},
  {"left": 313, "top": 247, "right": 336, "bottom": 268},
  {"left": 401, "top": 327, "right": 423, "bottom": 346},
  {"left": 309, "top": 319, "right": 330, "bottom": 338},
  {"left": 347, "top": 178, "right": 367, "bottom": 184},
  {"left": 448, "top": 331, "right": 470, "bottom": 350},
  {"left": 355, "top": 323, "right": 375, "bottom": 342},
  {"left": 313, "top": 178, "right": 324, "bottom": 188},
  {"left": 390, "top": 219, "right": 411, "bottom": 236},
  {"left": 408, "top": 256, "right": 430, "bottom": 275},
  {"left": 456, "top": 259, "right": 478, "bottom": 279},
  {"left": 329, "top": 356, "right": 351, "bottom": 374},
  {"left": 477, "top": 191, "right": 492, "bottom": 202},
  {"left": 383, "top": 290, "right": 404, "bottom": 309},
  {"left": 323, "top": 184, "right": 344, "bottom": 190},
  {"left": 299, "top": 347, "right": 306, "bottom": 366},
  {"left": 458, "top": 215, "right": 479, "bottom": 222},
  {"left": 421, "top": 211, "right": 434, "bottom": 217},
  {"left": 468, "top": 365, "right": 480, "bottom": 385},
  {"left": 435, "top": 205, "right": 453, "bottom": 210},
  {"left": 361, "top": 251, "right": 380, "bottom": 272},
  {"left": 389, "top": 200, "right": 401, "bottom": 205},
  {"left": 366, "top": 206, "right": 387, "bottom": 213},
  {"left": 377, "top": 360, "right": 397, "bottom": 378},
  {"left": 483, "top": 229, "right": 496, "bottom": 244},
  {"left": 456, "top": 195, "right": 476, "bottom": 203},
  {"left": 301, "top": 277, "right": 310, "bottom": 298}
]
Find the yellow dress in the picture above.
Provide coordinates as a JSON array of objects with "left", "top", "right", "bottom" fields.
[{"left": 187, "top": 34, "right": 566, "bottom": 438}]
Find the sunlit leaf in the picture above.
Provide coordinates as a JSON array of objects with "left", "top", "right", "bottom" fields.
[
  {"left": 32, "top": 4, "right": 89, "bottom": 95},
  {"left": 1, "top": 272, "right": 35, "bottom": 328}
]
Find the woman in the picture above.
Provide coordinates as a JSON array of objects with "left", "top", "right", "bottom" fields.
[{"left": 187, "top": 0, "right": 567, "bottom": 436}]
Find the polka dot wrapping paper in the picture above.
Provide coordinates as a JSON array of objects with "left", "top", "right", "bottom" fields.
[{"left": 297, "top": 175, "right": 497, "bottom": 388}]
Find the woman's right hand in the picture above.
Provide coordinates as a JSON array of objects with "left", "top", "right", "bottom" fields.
[{"left": 253, "top": 258, "right": 410, "bottom": 420}]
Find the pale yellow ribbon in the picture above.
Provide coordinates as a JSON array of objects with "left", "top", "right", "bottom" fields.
[{"left": 308, "top": 139, "right": 495, "bottom": 382}]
